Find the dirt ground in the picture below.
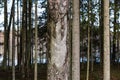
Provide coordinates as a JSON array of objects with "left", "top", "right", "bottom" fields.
[{"left": 0, "top": 64, "right": 120, "bottom": 80}]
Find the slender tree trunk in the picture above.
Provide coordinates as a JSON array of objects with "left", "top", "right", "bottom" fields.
[
  {"left": 28, "top": 0, "right": 32, "bottom": 69},
  {"left": 103, "top": 0, "right": 110, "bottom": 80},
  {"left": 3, "top": 0, "right": 8, "bottom": 69},
  {"left": 86, "top": 26, "right": 90, "bottom": 80},
  {"left": 7, "top": 0, "right": 15, "bottom": 67},
  {"left": 81, "top": 0, "right": 84, "bottom": 70},
  {"left": 72, "top": 0, "right": 80, "bottom": 80},
  {"left": 112, "top": 0, "right": 117, "bottom": 64},
  {"left": 100, "top": 0, "right": 104, "bottom": 67},
  {"left": 21, "top": 0, "right": 27, "bottom": 78},
  {"left": 91, "top": 21, "right": 94, "bottom": 72},
  {"left": 17, "top": 0, "right": 20, "bottom": 71},
  {"left": 12, "top": 3, "right": 15, "bottom": 80},
  {"left": 68, "top": 0, "right": 72, "bottom": 79},
  {"left": 34, "top": 0, "right": 38, "bottom": 80},
  {"left": 86, "top": 0, "right": 91, "bottom": 79},
  {"left": 90, "top": 0, "right": 95, "bottom": 72},
  {"left": 47, "top": 0, "right": 70, "bottom": 80},
  {"left": 19, "top": 0, "right": 23, "bottom": 71},
  {"left": 25, "top": 0, "right": 32, "bottom": 78}
]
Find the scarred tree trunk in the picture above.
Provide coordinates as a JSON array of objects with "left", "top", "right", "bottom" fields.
[{"left": 47, "top": 0, "right": 70, "bottom": 80}]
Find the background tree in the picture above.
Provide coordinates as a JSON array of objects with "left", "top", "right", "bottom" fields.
[
  {"left": 34, "top": 0, "right": 38, "bottom": 80},
  {"left": 86, "top": 0, "right": 90, "bottom": 79},
  {"left": 12, "top": 1, "right": 15, "bottom": 79},
  {"left": 2, "top": 0, "right": 8, "bottom": 69},
  {"left": 112, "top": 0, "right": 117, "bottom": 63},
  {"left": 21, "top": 0, "right": 27, "bottom": 78}
]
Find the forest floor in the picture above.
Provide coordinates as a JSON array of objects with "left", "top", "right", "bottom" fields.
[
  {"left": 0, "top": 64, "right": 47, "bottom": 80},
  {"left": 0, "top": 63, "right": 120, "bottom": 80},
  {"left": 81, "top": 63, "right": 120, "bottom": 80}
]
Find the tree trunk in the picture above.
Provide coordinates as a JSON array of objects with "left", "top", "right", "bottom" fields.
[
  {"left": 86, "top": 27, "right": 90, "bottom": 80},
  {"left": 47, "top": 0, "right": 70, "bottom": 80},
  {"left": 100, "top": 0, "right": 104, "bottom": 69},
  {"left": 3, "top": 0, "right": 8, "bottom": 69},
  {"left": 103, "top": 0, "right": 110, "bottom": 80},
  {"left": 17, "top": 0, "right": 21, "bottom": 71},
  {"left": 34, "top": 0, "right": 38, "bottom": 80},
  {"left": 91, "top": 19, "right": 94, "bottom": 72},
  {"left": 7, "top": 0, "right": 15, "bottom": 67},
  {"left": 25, "top": 0, "right": 32, "bottom": 78},
  {"left": 12, "top": 3, "right": 15, "bottom": 80},
  {"left": 21, "top": 0, "right": 27, "bottom": 78},
  {"left": 112, "top": 0, "right": 117, "bottom": 64},
  {"left": 72, "top": 0, "right": 80, "bottom": 80},
  {"left": 86, "top": 1, "right": 91, "bottom": 80}
]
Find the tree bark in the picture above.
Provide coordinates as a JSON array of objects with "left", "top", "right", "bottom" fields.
[
  {"left": 25, "top": 0, "right": 32, "bottom": 78},
  {"left": 86, "top": 0, "right": 90, "bottom": 80},
  {"left": 21, "top": 0, "right": 27, "bottom": 78},
  {"left": 47, "top": 0, "right": 70, "bottom": 80},
  {"left": 3, "top": 0, "right": 8, "bottom": 69},
  {"left": 112, "top": 0, "right": 117, "bottom": 64},
  {"left": 100, "top": 0, "right": 104, "bottom": 68},
  {"left": 72, "top": 0, "right": 80, "bottom": 80},
  {"left": 12, "top": 3, "right": 15, "bottom": 80},
  {"left": 103, "top": 0, "right": 110, "bottom": 80},
  {"left": 34, "top": 0, "right": 38, "bottom": 80},
  {"left": 6, "top": 0, "right": 15, "bottom": 67},
  {"left": 16, "top": 0, "right": 21, "bottom": 71}
]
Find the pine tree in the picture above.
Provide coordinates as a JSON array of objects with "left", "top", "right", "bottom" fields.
[
  {"left": 34, "top": 0, "right": 38, "bottom": 80},
  {"left": 47, "top": 0, "right": 70, "bottom": 80},
  {"left": 72, "top": 0, "right": 80, "bottom": 80},
  {"left": 103, "top": 0, "right": 110, "bottom": 80},
  {"left": 2, "top": 0, "right": 8, "bottom": 69}
]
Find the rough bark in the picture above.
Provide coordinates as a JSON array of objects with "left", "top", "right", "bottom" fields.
[
  {"left": 72, "top": 0, "right": 80, "bottom": 80},
  {"left": 47, "top": 0, "right": 70, "bottom": 80},
  {"left": 103, "top": 0, "right": 110, "bottom": 80}
]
